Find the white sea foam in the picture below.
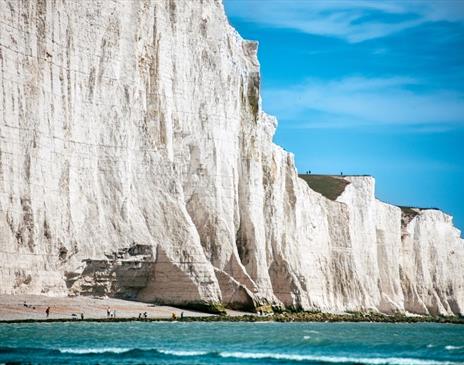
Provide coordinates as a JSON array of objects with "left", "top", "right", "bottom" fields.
[
  {"left": 218, "top": 351, "right": 463, "bottom": 364},
  {"left": 59, "top": 347, "right": 208, "bottom": 356},
  {"left": 303, "top": 335, "right": 311, "bottom": 340},
  {"left": 446, "top": 346, "right": 464, "bottom": 351},
  {"left": 59, "top": 347, "right": 132, "bottom": 354},
  {"left": 159, "top": 349, "right": 208, "bottom": 356}
]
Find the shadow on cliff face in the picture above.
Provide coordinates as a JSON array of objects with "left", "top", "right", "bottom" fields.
[
  {"left": 214, "top": 268, "right": 255, "bottom": 312},
  {"left": 269, "top": 258, "right": 304, "bottom": 310},
  {"left": 65, "top": 245, "right": 156, "bottom": 299},
  {"left": 64, "top": 245, "right": 226, "bottom": 314},
  {"left": 65, "top": 244, "right": 154, "bottom": 300}
]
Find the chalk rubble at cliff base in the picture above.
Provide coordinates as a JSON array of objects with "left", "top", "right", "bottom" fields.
[{"left": 0, "top": 0, "right": 463, "bottom": 316}]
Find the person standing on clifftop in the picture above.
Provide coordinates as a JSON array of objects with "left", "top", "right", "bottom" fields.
[{"left": 45, "top": 307, "right": 50, "bottom": 318}]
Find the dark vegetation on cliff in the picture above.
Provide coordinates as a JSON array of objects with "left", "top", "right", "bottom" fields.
[{"left": 298, "top": 174, "right": 350, "bottom": 201}]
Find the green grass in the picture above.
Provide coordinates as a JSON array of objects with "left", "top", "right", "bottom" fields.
[
  {"left": 298, "top": 174, "right": 350, "bottom": 201},
  {"left": 399, "top": 205, "right": 440, "bottom": 211},
  {"left": 398, "top": 206, "right": 440, "bottom": 217},
  {"left": 399, "top": 206, "right": 420, "bottom": 218}
]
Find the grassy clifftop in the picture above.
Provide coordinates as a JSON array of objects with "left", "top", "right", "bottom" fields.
[{"left": 298, "top": 174, "right": 350, "bottom": 201}]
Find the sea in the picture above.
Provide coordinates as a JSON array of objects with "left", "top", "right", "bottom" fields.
[{"left": 0, "top": 321, "right": 463, "bottom": 364}]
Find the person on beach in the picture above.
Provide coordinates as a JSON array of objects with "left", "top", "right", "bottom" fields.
[
  {"left": 45, "top": 307, "right": 50, "bottom": 318},
  {"left": 113, "top": 310, "right": 116, "bottom": 318},
  {"left": 138, "top": 313, "right": 142, "bottom": 319},
  {"left": 144, "top": 312, "right": 148, "bottom": 319},
  {"left": 107, "top": 307, "right": 111, "bottom": 318},
  {"left": 81, "top": 313, "right": 84, "bottom": 320},
  {"left": 180, "top": 312, "right": 184, "bottom": 320},
  {"left": 171, "top": 313, "right": 177, "bottom": 320}
]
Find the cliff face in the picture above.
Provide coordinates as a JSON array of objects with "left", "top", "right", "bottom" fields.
[{"left": 0, "top": 0, "right": 463, "bottom": 315}]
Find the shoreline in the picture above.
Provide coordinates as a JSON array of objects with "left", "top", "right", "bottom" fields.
[
  {"left": 1, "top": 294, "right": 462, "bottom": 325},
  {"left": 1, "top": 313, "right": 463, "bottom": 325}
]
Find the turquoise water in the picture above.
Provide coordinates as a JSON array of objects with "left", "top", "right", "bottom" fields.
[{"left": 0, "top": 322, "right": 463, "bottom": 364}]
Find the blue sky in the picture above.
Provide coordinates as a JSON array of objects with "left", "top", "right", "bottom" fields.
[{"left": 224, "top": 0, "right": 464, "bottom": 232}]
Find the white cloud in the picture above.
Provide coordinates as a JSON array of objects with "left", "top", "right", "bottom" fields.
[
  {"left": 225, "top": 0, "right": 464, "bottom": 42},
  {"left": 263, "top": 77, "right": 464, "bottom": 129}
]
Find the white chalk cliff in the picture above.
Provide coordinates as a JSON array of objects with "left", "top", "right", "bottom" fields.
[{"left": 0, "top": 0, "right": 463, "bottom": 315}]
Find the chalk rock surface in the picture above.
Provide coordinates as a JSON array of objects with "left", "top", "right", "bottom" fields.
[{"left": 0, "top": 0, "right": 463, "bottom": 315}]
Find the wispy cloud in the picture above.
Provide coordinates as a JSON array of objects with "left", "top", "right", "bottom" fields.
[
  {"left": 225, "top": 0, "right": 464, "bottom": 42},
  {"left": 263, "top": 77, "right": 464, "bottom": 130}
]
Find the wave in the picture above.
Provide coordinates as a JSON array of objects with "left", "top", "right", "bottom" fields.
[
  {"left": 59, "top": 347, "right": 133, "bottom": 354},
  {"left": 0, "top": 346, "right": 55, "bottom": 355},
  {"left": 1, "top": 346, "right": 208, "bottom": 358},
  {"left": 445, "top": 346, "right": 464, "bottom": 351},
  {"left": 2, "top": 346, "right": 143, "bottom": 356},
  {"left": 158, "top": 349, "right": 209, "bottom": 356},
  {"left": 58, "top": 347, "right": 209, "bottom": 357},
  {"left": 3, "top": 346, "right": 464, "bottom": 364},
  {"left": 218, "top": 351, "right": 463, "bottom": 365}
]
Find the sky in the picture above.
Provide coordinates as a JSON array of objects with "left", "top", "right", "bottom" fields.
[{"left": 223, "top": 0, "right": 464, "bottom": 233}]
